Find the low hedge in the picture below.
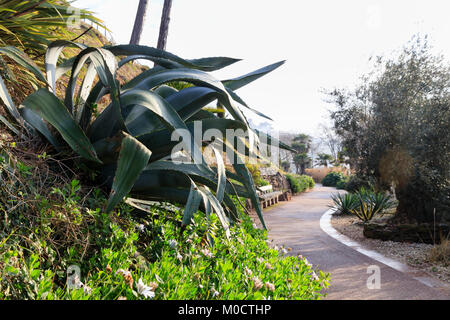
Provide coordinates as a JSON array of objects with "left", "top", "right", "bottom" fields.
[
  {"left": 286, "top": 174, "right": 315, "bottom": 194},
  {"left": 321, "top": 172, "right": 347, "bottom": 187}
]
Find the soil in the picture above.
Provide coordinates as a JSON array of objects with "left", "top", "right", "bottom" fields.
[{"left": 331, "top": 213, "right": 449, "bottom": 284}]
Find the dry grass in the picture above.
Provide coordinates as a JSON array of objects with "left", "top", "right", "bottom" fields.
[
  {"left": 428, "top": 239, "right": 450, "bottom": 266},
  {"left": 305, "top": 166, "right": 351, "bottom": 183}
]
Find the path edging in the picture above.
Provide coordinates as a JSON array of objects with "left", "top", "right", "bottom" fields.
[{"left": 319, "top": 209, "right": 445, "bottom": 289}]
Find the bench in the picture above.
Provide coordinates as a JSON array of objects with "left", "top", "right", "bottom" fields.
[{"left": 257, "top": 185, "right": 283, "bottom": 209}]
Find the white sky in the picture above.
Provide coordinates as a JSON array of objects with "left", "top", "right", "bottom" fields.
[{"left": 74, "top": 0, "right": 450, "bottom": 136}]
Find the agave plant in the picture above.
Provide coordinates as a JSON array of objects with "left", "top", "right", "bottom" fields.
[{"left": 0, "top": 40, "right": 291, "bottom": 234}]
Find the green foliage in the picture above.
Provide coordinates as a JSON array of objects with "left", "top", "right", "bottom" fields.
[
  {"left": 331, "top": 187, "right": 396, "bottom": 220},
  {"left": 350, "top": 188, "right": 397, "bottom": 222},
  {"left": 316, "top": 153, "right": 334, "bottom": 167},
  {"left": 328, "top": 35, "right": 450, "bottom": 223},
  {"left": 285, "top": 174, "right": 315, "bottom": 194},
  {"left": 321, "top": 172, "right": 347, "bottom": 187},
  {"left": 290, "top": 134, "right": 312, "bottom": 175},
  {"left": 0, "top": 41, "right": 289, "bottom": 232},
  {"left": 330, "top": 193, "right": 358, "bottom": 215},
  {"left": 0, "top": 0, "right": 104, "bottom": 57},
  {"left": 335, "top": 179, "right": 348, "bottom": 190},
  {"left": 344, "top": 175, "right": 372, "bottom": 192},
  {"left": 0, "top": 179, "right": 329, "bottom": 300},
  {"left": 246, "top": 164, "right": 270, "bottom": 187}
]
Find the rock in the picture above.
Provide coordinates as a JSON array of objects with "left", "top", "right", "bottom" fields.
[{"left": 363, "top": 222, "right": 450, "bottom": 244}]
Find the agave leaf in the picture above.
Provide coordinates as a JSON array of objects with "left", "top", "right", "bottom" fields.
[
  {"left": 0, "top": 74, "right": 21, "bottom": 122},
  {"left": 252, "top": 128, "right": 296, "bottom": 153},
  {"left": 222, "top": 60, "right": 285, "bottom": 91},
  {"left": 182, "top": 179, "right": 202, "bottom": 227},
  {"left": 154, "top": 85, "right": 178, "bottom": 99},
  {"left": 165, "top": 86, "right": 219, "bottom": 120},
  {"left": 21, "top": 88, "right": 101, "bottom": 163},
  {"left": 187, "top": 56, "right": 241, "bottom": 72},
  {"left": 136, "top": 118, "right": 248, "bottom": 162},
  {"left": 45, "top": 40, "right": 86, "bottom": 93},
  {"left": 121, "top": 89, "right": 187, "bottom": 135},
  {"left": 145, "top": 160, "right": 214, "bottom": 178},
  {"left": 142, "top": 160, "right": 248, "bottom": 201},
  {"left": 220, "top": 138, "right": 266, "bottom": 229},
  {"left": 226, "top": 87, "right": 273, "bottom": 121},
  {"left": 198, "top": 186, "right": 230, "bottom": 239},
  {"left": 74, "top": 62, "right": 97, "bottom": 124},
  {"left": 0, "top": 113, "right": 18, "bottom": 135},
  {"left": 133, "top": 68, "right": 248, "bottom": 124},
  {"left": 105, "top": 133, "right": 152, "bottom": 212},
  {"left": 106, "top": 44, "right": 240, "bottom": 71},
  {"left": 18, "top": 105, "right": 60, "bottom": 148},
  {"left": 211, "top": 146, "right": 226, "bottom": 203},
  {"left": 64, "top": 47, "right": 119, "bottom": 116}
]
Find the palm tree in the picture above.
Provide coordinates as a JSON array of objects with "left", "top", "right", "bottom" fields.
[
  {"left": 130, "top": 0, "right": 149, "bottom": 45},
  {"left": 291, "top": 134, "right": 312, "bottom": 175},
  {"left": 157, "top": 0, "right": 173, "bottom": 50},
  {"left": 316, "top": 153, "right": 334, "bottom": 167}
]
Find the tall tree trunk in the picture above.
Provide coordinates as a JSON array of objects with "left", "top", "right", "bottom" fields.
[
  {"left": 157, "top": 0, "right": 173, "bottom": 50},
  {"left": 130, "top": 0, "right": 149, "bottom": 45}
]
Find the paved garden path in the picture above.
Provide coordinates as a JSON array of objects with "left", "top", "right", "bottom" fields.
[{"left": 261, "top": 185, "right": 450, "bottom": 300}]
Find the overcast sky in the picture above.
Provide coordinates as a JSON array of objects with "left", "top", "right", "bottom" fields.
[{"left": 74, "top": 0, "right": 450, "bottom": 136}]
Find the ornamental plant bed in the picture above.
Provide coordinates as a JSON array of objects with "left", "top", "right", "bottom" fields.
[{"left": 363, "top": 222, "right": 450, "bottom": 245}]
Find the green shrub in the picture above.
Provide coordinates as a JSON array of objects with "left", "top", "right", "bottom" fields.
[
  {"left": 257, "top": 178, "right": 270, "bottom": 187},
  {"left": 336, "top": 179, "right": 348, "bottom": 190},
  {"left": 286, "top": 174, "right": 315, "bottom": 194},
  {"left": 344, "top": 175, "right": 372, "bottom": 192},
  {"left": 321, "top": 172, "right": 346, "bottom": 187},
  {"left": 0, "top": 180, "right": 330, "bottom": 300}
]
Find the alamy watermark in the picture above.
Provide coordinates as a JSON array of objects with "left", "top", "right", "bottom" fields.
[
  {"left": 169, "top": 121, "right": 281, "bottom": 166},
  {"left": 367, "top": 265, "right": 381, "bottom": 290},
  {"left": 66, "top": 7, "right": 81, "bottom": 29}
]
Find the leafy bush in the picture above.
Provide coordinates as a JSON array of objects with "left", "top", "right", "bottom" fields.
[
  {"left": 328, "top": 37, "right": 450, "bottom": 223},
  {"left": 0, "top": 179, "right": 329, "bottom": 300},
  {"left": 257, "top": 178, "right": 270, "bottom": 187},
  {"left": 0, "top": 41, "right": 288, "bottom": 232},
  {"left": 286, "top": 174, "right": 315, "bottom": 194},
  {"left": 336, "top": 179, "right": 348, "bottom": 190},
  {"left": 344, "top": 175, "right": 372, "bottom": 192},
  {"left": 321, "top": 172, "right": 347, "bottom": 187},
  {"left": 247, "top": 164, "right": 270, "bottom": 187}
]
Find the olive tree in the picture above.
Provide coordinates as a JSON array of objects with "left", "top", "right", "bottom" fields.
[{"left": 327, "top": 36, "right": 450, "bottom": 223}]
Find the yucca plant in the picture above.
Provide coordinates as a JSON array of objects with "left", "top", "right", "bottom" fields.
[
  {"left": 330, "top": 192, "right": 358, "bottom": 215},
  {"left": 350, "top": 189, "right": 396, "bottom": 222},
  {"left": 0, "top": 40, "right": 291, "bottom": 234},
  {"left": 350, "top": 198, "right": 378, "bottom": 223}
]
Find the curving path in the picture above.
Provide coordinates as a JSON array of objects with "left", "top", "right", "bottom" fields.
[{"left": 260, "top": 185, "right": 450, "bottom": 300}]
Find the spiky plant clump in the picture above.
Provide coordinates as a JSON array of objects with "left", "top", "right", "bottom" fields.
[{"left": 0, "top": 40, "right": 291, "bottom": 234}]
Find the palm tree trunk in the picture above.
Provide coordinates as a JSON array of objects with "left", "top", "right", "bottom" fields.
[
  {"left": 130, "top": 0, "right": 149, "bottom": 45},
  {"left": 157, "top": 0, "right": 173, "bottom": 50}
]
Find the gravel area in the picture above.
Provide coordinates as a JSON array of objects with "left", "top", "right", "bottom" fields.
[{"left": 331, "top": 214, "right": 449, "bottom": 284}]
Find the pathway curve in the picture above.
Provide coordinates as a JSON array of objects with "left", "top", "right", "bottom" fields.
[{"left": 261, "top": 185, "right": 450, "bottom": 300}]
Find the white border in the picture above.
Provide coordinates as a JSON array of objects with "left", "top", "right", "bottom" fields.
[{"left": 320, "top": 209, "right": 447, "bottom": 289}]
